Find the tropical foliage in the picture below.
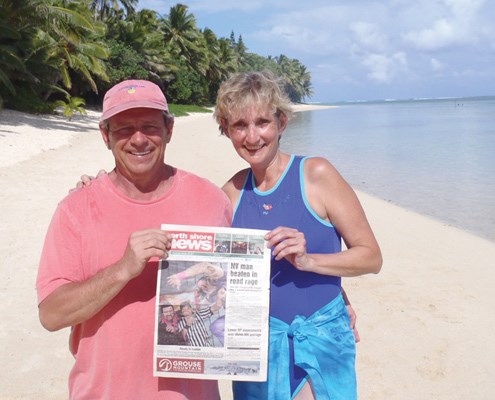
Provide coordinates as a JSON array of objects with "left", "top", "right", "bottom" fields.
[{"left": 0, "top": 1, "right": 313, "bottom": 113}]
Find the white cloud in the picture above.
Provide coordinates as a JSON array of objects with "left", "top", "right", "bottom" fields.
[
  {"left": 252, "top": 24, "right": 342, "bottom": 56},
  {"left": 362, "top": 52, "right": 408, "bottom": 83},
  {"left": 401, "top": 0, "right": 487, "bottom": 50},
  {"left": 431, "top": 58, "right": 445, "bottom": 72},
  {"left": 249, "top": 3, "right": 393, "bottom": 56},
  {"left": 350, "top": 22, "right": 388, "bottom": 52},
  {"left": 403, "top": 18, "right": 459, "bottom": 50},
  {"left": 443, "top": 0, "right": 485, "bottom": 18}
]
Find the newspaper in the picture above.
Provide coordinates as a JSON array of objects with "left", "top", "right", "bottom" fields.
[{"left": 153, "top": 224, "right": 271, "bottom": 381}]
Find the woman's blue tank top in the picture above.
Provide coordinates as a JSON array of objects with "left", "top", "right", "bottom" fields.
[{"left": 232, "top": 155, "right": 342, "bottom": 323}]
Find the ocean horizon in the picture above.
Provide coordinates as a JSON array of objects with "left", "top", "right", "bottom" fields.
[
  {"left": 282, "top": 96, "right": 495, "bottom": 243},
  {"left": 309, "top": 94, "right": 495, "bottom": 106}
]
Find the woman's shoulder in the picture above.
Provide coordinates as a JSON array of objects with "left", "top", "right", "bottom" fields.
[
  {"left": 301, "top": 156, "right": 341, "bottom": 181},
  {"left": 221, "top": 168, "right": 250, "bottom": 206},
  {"left": 222, "top": 168, "right": 250, "bottom": 192}
]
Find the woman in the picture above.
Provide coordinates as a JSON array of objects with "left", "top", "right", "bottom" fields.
[{"left": 213, "top": 70, "right": 382, "bottom": 400}]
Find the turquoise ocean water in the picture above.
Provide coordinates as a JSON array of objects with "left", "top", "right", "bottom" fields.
[{"left": 281, "top": 97, "right": 495, "bottom": 242}]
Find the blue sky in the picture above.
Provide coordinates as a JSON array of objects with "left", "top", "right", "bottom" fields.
[{"left": 139, "top": 0, "right": 495, "bottom": 102}]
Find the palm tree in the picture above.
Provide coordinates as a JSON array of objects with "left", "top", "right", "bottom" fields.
[
  {"left": 104, "top": 9, "right": 177, "bottom": 84},
  {"left": 40, "top": 1, "right": 109, "bottom": 94},
  {"left": 0, "top": 8, "right": 23, "bottom": 105},
  {"left": 275, "top": 55, "right": 313, "bottom": 102},
  {"left": 161, "top": 4, "right": 208, "bottom": 75},
  {"left": 0, "top": 0, "right": 46, "bottom": 107},
  {"left": 202, "top": 29, "right": 235, "bottom": 102},
  {"left": 217, "top": 38, "right": 240, "bottom": 76},
  {"left": 0, "top": 0, "right": 111, "bottom": 111},
  {"left": 90, "top": 0, "right": 137, "bottom": 20},
  {"left": 294, "top": 64, "right": 313, "bottom": 101},
  {"left": 240, "top": 52, "right": 277, "bottom": 73},
  {"left": 202, "top": 28, "right": 221, "bottom": 81}
]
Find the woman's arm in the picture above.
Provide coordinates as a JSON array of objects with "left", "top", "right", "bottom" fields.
[{"left": 266, "top": 157, "right": 382, "bottom": 277}]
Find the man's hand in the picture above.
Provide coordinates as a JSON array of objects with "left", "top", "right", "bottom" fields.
[
  {"left": 39, "top": 228, "right": 172, "bottom": 332},
  {"left": 118, "top": 229, "right": 172, "bottom": 280},
  {"left": 165, "top": 325, "right": 178, "bottom": 334},
  {"left": 167, "top": 273, "right": 183, "bottom": 290}
]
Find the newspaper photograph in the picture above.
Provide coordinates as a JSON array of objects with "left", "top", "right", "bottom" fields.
[{"left": 153, "top": 224, "right": 271, "bottom": 381}]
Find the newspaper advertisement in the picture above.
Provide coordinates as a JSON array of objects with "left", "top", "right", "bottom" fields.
[{"left": 153, "top": 224, "right": 271, "bottom": 381}]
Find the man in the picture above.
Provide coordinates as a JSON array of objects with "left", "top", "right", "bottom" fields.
[
  {"left": 178, "top": 299, "right": 224, "bottom": 347},
  {"left": 36, "top": 80, "right": 232, "bottom": 399},
  {"left": 158, "top": 303, "right": 185, "bottom": 346},
  {"left": 178, "top": 301, "right": 213, "bottom": 347}
]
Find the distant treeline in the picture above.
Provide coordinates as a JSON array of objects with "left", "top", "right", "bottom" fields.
[{"left": 0, "top": 1, "right": 313, "bottom": 114}]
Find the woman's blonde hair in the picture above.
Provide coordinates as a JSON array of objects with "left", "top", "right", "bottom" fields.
[{"left": 214, "top": 70, "right": 293, "bottom": 135}]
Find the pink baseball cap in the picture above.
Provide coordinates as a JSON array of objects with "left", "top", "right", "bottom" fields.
[{"left": 101, "top": 80, "right": 168, "bottom": 121}]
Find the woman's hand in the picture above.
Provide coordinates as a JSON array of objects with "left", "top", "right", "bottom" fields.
[
  {"left": 346, "top": 303, "right": 360, "bottom": 343},
  {"left": 265, "top": 226, "right": 313, "bottom": 271},
  {"left": 69, "top": 169, "right": 108, "bottom": 193}
]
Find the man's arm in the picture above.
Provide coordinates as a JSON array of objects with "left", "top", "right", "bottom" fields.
[
  {"left": 167, "top": 262, "right": 224, "bottom": 289},
  {"left": 39, "top": 229, "right": 170, "bottom": 331}
]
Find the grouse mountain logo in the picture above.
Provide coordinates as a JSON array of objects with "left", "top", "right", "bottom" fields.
[
  {"left": 157, "top": 357, "right": 204, "bottom": 374},
  {"left": 158, "top": 358, "right": 173, "bottom": 371}
]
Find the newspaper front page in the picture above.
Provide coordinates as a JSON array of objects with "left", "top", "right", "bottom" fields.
[{"left": 153, "top": 224, "right": 271, "bottom": 381}]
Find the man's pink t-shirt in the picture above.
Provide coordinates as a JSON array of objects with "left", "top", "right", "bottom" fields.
[{"left": 37, "top": 170, "right": 232, "bottom": 399}]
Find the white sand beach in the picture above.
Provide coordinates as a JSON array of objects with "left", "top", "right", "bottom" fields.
[{"left": 1, "top": 106, "right": 494, "bottom": 399}]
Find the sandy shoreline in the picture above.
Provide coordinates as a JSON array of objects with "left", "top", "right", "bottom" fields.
[{"left": 1, "top": 106, "right": 495, "bottom": 399}]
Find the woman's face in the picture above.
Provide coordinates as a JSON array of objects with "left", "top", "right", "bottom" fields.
[{"left": 224, "top": 106, "right": 286, "bottom": 170}]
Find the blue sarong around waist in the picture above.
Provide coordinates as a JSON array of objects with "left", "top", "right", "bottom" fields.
[{"left": 233, "top": 293, "right": 357, "bottom": 400}]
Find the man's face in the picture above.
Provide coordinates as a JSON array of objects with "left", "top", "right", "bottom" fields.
[
  {"left": 101, "top": 108, "right": 172, "bottom": 183},
  {"left": 198, "top": 277, "right": 215, "bottom": 293},
  {"left": 162, "top": 306, "right": 174, "bottom": 321},
  {"left": 181, "top": 305, "right": 192, "bottom": 318}
]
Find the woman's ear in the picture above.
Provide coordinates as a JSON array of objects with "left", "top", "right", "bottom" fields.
[
  {"left": 278, "top": 112, "right": 288, "bottom": 133},
  {"left": 220, "top": 119, "right": 230, "bottom": 138}
]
